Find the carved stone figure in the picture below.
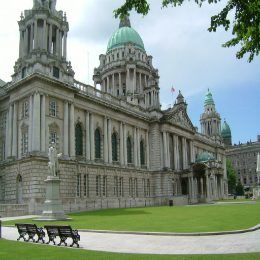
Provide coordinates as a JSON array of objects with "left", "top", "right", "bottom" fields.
[
  {"left": 48, "top": 143, "right": 62, "bottom": 177},
  {"left": 33, "top": 0, "right": 56, "bottom": 10}
]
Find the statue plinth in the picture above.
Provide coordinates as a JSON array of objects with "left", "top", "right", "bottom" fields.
[{"left": 37, "top": 176, "right": 69, "bottom": 221}]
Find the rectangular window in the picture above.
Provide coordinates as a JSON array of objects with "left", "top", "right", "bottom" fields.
[
  {"left": 83, "top": 174, "right": 89, "bottom": 197},
  {"left": 134, "top": 178, "right": 138, "bottom": 197},
  {"left": 22, "top": 101, "right": 29, "bottom": 118},
  {"left": 114, "top": 176, "right": 118, "bottom": 197},
  {"left": 50, "top": 131, "right": 57, "bottom": 144},
  {"left": 49, "top": 100, "right": 57, "bottom": 117},
  {"left": 21, "top": 132, "right": 28, "bottom": 156},
  {"left": 142, "top": 178, "right": 146, "bottom": 197},
  {"left": 77, "top": 174, "right": 81, "bottom": 197},
  {"left": 129, "top": 178, "right": 133, "bottom": 197},
  {"left": 53, "top": 66, "right": 60, "bottom": 79},
  {"left": 147, "top": 179, "right": 150, "bottom": 197},
  {"left": 103, "top": 176, "right": 107, "bottom": 197},
  {"left": 96, "top": 175, "right": 101, "bottom": 196},
  {"left": 119, "top": 177, "right": 124, "bottom": 197}
]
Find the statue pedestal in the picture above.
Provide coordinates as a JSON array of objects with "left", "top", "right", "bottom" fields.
[{"left": 37, "top": 176, "right": 69, "bottom": 221}]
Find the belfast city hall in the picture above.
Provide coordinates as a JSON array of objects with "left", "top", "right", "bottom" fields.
[{"left": 0, "top": 0, "right": 228, "bottom": 216}]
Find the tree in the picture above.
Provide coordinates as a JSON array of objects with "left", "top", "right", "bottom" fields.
[
  {"left": 235, "top": 181, "right": 244, "bottom": 196},
  {"left": 226, "top": 159, "right": 236, "bottom": 194},
  {"left": 114, "top": 0, "right": 260, "bottom": 62}
]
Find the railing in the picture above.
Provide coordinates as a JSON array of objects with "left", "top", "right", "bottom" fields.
[{"left": 73, "top": 80, "right": 148, "bottom": 117}]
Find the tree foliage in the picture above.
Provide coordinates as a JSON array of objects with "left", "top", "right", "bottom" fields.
[
  {"left": 226, "top": 159, "right": 236, "bottom": 194},
  {"left": 235, "top": 181, "right": 244, "bottom": 196},
  {"left": 114, "top": 0, "right": 260, "bottom": 62}
]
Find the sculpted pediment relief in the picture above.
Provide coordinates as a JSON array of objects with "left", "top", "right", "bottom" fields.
[{"left": 167, "top": 108, "right": 194, "bottom": 131}]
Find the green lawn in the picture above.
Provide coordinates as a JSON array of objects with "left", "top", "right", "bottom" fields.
[
  {"left": 0, "top": 239, "right": 260, "bottom": 260},
  {"left": 4, "top": 203, "right": 260, "bottom": 233}
]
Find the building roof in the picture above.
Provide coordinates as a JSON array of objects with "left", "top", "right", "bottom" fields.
[
  {"left": 221, "top": 120, "right": 231, "bottom": 138},
  {"left": 107, "top": 17, "right": 145, "bottom": 52},
  {"left": 196, "top": 151, "right": 215, "bottom": 163},
  {"left": 204, "top": 89, "right": 215, "bottom": 106}
]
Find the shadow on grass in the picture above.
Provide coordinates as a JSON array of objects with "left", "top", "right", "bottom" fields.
[{"left": 71, "top": 208, "right": 151, "bottom": 217}]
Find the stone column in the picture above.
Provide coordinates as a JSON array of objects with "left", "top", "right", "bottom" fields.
[
  {"left": 34, "top": 20, "right": 38, "bottom": 49},
  {"left": 182, "top": 137, "right": 186, "bottom": 169},
  {"left": 40, "top": 94, "right": 46, "bottom": 152},
  {"left": 119, "top": 72, "right": 122, "bottom": 95},
  {"left": 24, "top": 27, "right": 28, "bottom": 54},
  {"left": 120, "top": 122, "right": 124, "bottom": 165},
  {"left": 112, "top": 74, "right": 115, "bottom": 96},
  {"left": 137, "top": 128, "right": 140, "bottom": 167},
  {"left": 146, "top": 130, "right": 150, "bottom": 169},
  {"left": 108, "top": 118, "right": 112, "bottom": 163},
  {"left": 191, "top": 177, "right": 195, "bottom": 200},
  {"left": 123, "top": 123, "right": 127, "bottom": 165},
  {"left": 174, "top": 135, "right": 179, "bottom": 170},
  {"left": 56, "top": 28, "right": 60, "bottom": 56},
  {"left": 11, "top": 103, "right": 17, "bottom": 157},
  {"left": 32, "top": 92, "right": 41, "bottom": 151},
  {"left": 139, "top": 73, "right": 142, "bottom": 93},
  {"left": 163, "top": 132, "right": 167, "bottom": 168},
  {"left": 166, "top": 133, "right": 170, "bottom": 168},
  {"left": 133, "top": 68, "right": 136, "bottom": 95},
  {"left": 28, "top": 95, "right": 33, "bottom": 152},
  {"left": 106, "top": 77, "right": 109, "bottom": 93},
  {"left": 63, "top": 101, "right": 69, "bottom": 156},
  {"left": 90, "top": 114, "right": 95, "bottom": 160},
  {"left": 43, "top": 20, "right": 47, "bottom": 50},
  {"left": 85, "top": 112, "right": 90, "bottom": 160},
  {"left": 206, "top": 174, "right": 210, "bottom": 200},
  {"left": 103, "top": 117, "right": 108, "bottom": 163},
  {"left": 63, "top": 31, "right": 67, "bottom": 59},
  {"left": 134, "top": 127, "right": 138, "bottom": 166},
  {"left": 69, "top": 103, "right": 75, "bottom": 157},
  {"left": 200, "top": 177, "right": 204, "bottom": 197}
]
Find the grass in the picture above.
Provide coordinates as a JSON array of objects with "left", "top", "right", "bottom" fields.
[
  {"left": 4, "top": 203, "right": 260, "bottom": 233},
  {"left": 0, "top": 239, "right": 260, "bottom": 260}
]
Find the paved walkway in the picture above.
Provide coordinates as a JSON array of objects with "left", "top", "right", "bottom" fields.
[{"left": 2, "top": 226, "right": 260, "bottom": 255}]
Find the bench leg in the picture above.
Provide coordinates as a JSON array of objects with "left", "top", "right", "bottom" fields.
[
  {"left": 36, "top": 235, "right": 45, "bottom": 244},
  {"left": 17, "top": 234, "right": 26, "bottom": 241},
  {"left": 70, "top": 238, "right": 79, "bottom": 248},
  {"left": 47, "top": 236, "right": 56, "bottom": 245},
  {"left": 58, "top": 237, "right": 67, "bottom": 246},
  {"left": 26, "top": 234, "right": 35, "bottom": 242}
]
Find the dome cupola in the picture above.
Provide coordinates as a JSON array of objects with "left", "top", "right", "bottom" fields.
[{"left": 107, "top": 16, "right": 145, "bottom": 52}]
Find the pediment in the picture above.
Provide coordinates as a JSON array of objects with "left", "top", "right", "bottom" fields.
[{"left": 167, "top": 107, "right": 195, "bottom": 131}]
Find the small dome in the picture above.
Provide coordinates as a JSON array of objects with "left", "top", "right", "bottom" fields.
[
  {"left": 221, "top": 120, "right": 231, "bottom": 138},
  {"left": 204, "top": 89, "right": 215, "bottom": 106},
  {"left": 107, "top": 18, "right": 145, "bottom": 52},
  {"left": 196, "top": 151, "right": 215, "bottom": 163}
]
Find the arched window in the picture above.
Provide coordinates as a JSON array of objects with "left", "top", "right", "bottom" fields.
[
  {"left": 127, "top": 136, "right": 132, "bottom": 164},
  {"left": 95, "top": 128, "right": 101, "bottom": 159},
  {"left": 112, "top": 132, "right": 118, "bottom": 162},
  {"left": 140, "top": 140, "right": 145, "bottom": 166},
  {"left": 75, "top": 123, "right": 83, "bottom": 156}
]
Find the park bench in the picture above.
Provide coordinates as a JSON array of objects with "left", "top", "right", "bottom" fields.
[
  {"left": 44, "top": 225, "right": 59, "bottom": 245},
  {"left": 15, "top": 223, "right": 45, "bottom": 243},
  {"left": 51, "top": 225, "right": 80, "bottom": 247}
]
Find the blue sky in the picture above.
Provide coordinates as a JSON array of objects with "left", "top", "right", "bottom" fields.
[{"left": 0, "top": 0, "right": 259, "bottom": 144}]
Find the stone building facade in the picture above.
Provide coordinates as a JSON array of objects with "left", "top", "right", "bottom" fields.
[
  {"left": 0, "top": 1, "right": 227, "bottom": 215},
  {"left": 225, "top": 135, "right": 260, "bottom": 189}
]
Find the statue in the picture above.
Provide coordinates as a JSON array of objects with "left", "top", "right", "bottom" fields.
[{"left": 48, "top": 143, "right": 62, "bottom": 177}]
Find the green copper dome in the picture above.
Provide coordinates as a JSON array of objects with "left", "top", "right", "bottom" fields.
[
  {"left": 107, "top": 17, "right": 145, "bottom": 52},
  {"left": 204, "top": 89, "right": 215, "bottom": 106},
  {"left": 196, "top": 152, "right": 215, "bottom": 163},
  {"left": 221, "top": 120, "right": 231, "bottom": 138}
]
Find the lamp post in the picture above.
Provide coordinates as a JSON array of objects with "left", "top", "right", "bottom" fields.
[{"left": 256, "top": 153, "right": 260, "bottom": 198}]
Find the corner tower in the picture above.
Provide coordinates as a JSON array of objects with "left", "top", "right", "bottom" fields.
[
  {"left": 12, "top": 0, "right": 74, "bottom": 84},
  {"left": 200, "top": 89, "right": 221, "bottom": 137},
  {"left": 93, "top": 16, "right": 160, "bottom": 110}
]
